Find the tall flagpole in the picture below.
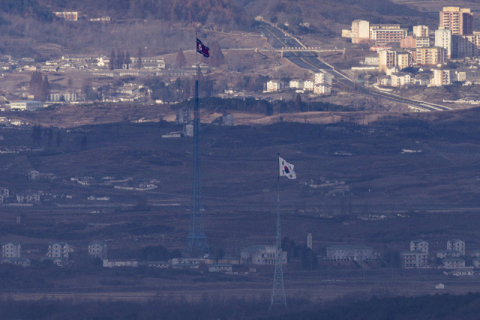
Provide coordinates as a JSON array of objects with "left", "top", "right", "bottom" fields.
[{"left": 270, "top": 153, "right": 288, "bottom": 311}]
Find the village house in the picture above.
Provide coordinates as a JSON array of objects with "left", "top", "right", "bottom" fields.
[
  {"left": 325, "top": 244, "right": 374, "bottom": 261},
  {"left": 447, "top": 239, "right": 465, "bottom": 255},
  {"left": 266, "top": 80, "right": 285, "bottom": 92},
  {"left": 103, "top": 259, "right": 139, "bottom": 267},
  {"left": 1, "top": 257, "right": 30, "bottom": 267},
  {"left": 442, "top": 258, "right": 465, "bottom": 269},
  {"left": 47, "top": 242, "right": 69, "bottom": 259},
  {"left": 2, "top": 242, "right": 21, "bottom": 258},
  {"left": 289, "top": 79, "right": 304, "bottom": 89},
  {"left": 241, "top": 245, "right": 287, "bottom": 265},
  {"left": 401, "top": 251, "right": 428, "bottom": 268},
  {"left": 16, "top": 193, "right": 41, "bottom": 204},
  {"left": 410, "top": 239, "right": 428, "bottom": 253},
  {"left": 208, "top": 264, "right": 233, "bottom": 273},
  {"left": 88, "top": 241, "right": 107, "bottom": 259}
]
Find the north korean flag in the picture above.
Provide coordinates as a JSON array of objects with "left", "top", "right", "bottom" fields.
[{"left": 196, "top": 38, "right": 210, "bottom": 58}]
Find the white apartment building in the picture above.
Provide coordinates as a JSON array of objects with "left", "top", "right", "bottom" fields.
[
  {"left": 442, "top": 258, "right": 465, "bottom": 269},
  {"left": 413, "top": 25, "right": 429, "bottom": 37},
  {"left": 435, "top": 28, "right": 452, "bottom": 58},
  {"left": 401, "top": 251, "right": 428, "bottom": 268},
  {"left": 370, "top": 24, "right": 408, "bottom": 46},
  {"left": 325, "top": 244, "right": 374, "bottom": 261},
  {"left": 410, "top": 239, "right": 428, "bottom": 254},
  {"left": 313, "top": 84, "right": 331, "bottom": 95},
  {"left": 303, "top": 80, "right": 314, "bottom": 91},
  {"left": 351, "top": 20, "right": 370, "bottom": 44},
  {"left": 391, "top": 72, "right": 411, "bottom": 87},
  {"left": 48, "top": 242, "right": 69, "bottom": 259},
  {"left": 416, "top": 37, "right": 431, "bottom": 48},
  {"left": 447, "top": 239, "right": 465, "bottom": 255},
  {"left": 241, "top": 245, "right": 287, "bottom": 265},
  {"left": 266, "top": 80, "right": 285, "bottom": 92},
  {"left": 289, "top": 79, "right": 304, "bottom": 89},
  {"left": 88, "top": 242, "right": 107, "bottom": 259},
  {"left": 314, "top": 72, "right": 333, "bottom": 85},
  {"left": 2, "top": 242, "right": 21, "bottom": 258},
  {"left": 432, "top": 69, "right": 453, "bottom": 86}
]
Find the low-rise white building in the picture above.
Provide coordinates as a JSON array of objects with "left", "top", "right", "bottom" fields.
[
  {"left": 103, "top": 259, "right": 138, "bottom": 267},
  {"left": 2, "top": 242, "right": 21, "bottom": 258},
  {"left": 313, "top": 84, "right": 331, "bottom": 95},
  {"left": 10, "top": 101, "right": 44, "bottom": 111},
  {"left": 432, "top": 69, "right": 453, "bottom": 87},
  {"left": 266, "top": 80, "right": 285, "bottom": 92},
  {"left": 315, "top": 72, "right": 333, "bottom": 85},
  {"left": 208, "top": 264, "right": 233, "bottom": 273},
  {"left": 391, "top": 72, "right": 411, "bottom": 87},
  {"left": 241, "top": 245, "right": 287, "bottom": 265},
  {"left": 1, "top": 257, "right": 30, "bottom": 267},
  {"left": 48, "top": 242, "right": 69, "bottom": 259},
  {"left": 88, "top": 241, "right": 107, "bottom": 259},
  {"left": 289, "top": 79, "right": 304, "bottom": 89},
  {"left": 447, "top": 239, "right": 465, "bottom": 255},
  {"left": 325, "top": 244, "right": 374, "bottom": 261},
  {"left": 442, "top": 258, "right": 465, "bottom": 269},
  {"left": 401, "top": 250, "right": 428, "bottom": 268},
  {"left": 303, "top": 80, "right": 314, "bottom": 91},
  {"left": 410, "top": 239, "right": 428, "bottom": 254},
  {"left": 437, "top": 250, "right": 461, "bottom": 259}
]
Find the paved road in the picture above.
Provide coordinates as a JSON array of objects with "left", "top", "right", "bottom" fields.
[{"left": 258, "top": 22, "right": 450, "bottom": 112}]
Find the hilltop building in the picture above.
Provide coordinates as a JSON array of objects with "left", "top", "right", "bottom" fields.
[
  {"left": 241, "top": 245, "right": 287, "bottom": 265},
  {"left": 54, "top": 12, "right": 79, "bottom": 21},
  {"left": 439, "top": 7, "right": 473, "bottom": 36},
  {"left": 47, "top": 242, "right": 69, "bottom": 259},
  {"left": 2, "top": 242, "right": 21, "bottom": 258},
  {"left": 447, "top": 239, "right": 465, "bottom": 255},
  {"left": 325, "top": 244, "right": 374, "bottom": 261},
  {"left": 410, "top": 239, "right": 428, "bottom": 253},
  {"left": 88, "top": 242, "right": 107, "bottom": 259}
]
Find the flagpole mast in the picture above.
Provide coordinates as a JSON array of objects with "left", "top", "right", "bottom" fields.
[{"left": 270, "top": 153, "right": 288, "bottom": 311}]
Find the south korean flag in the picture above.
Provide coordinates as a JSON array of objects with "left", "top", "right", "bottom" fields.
[{"left": 279, "top": 157, "right": 296, "bottom": 179}]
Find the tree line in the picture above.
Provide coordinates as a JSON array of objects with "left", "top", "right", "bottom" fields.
[{"left": 29, "top": 71, "right": 51, "bottom": 102}]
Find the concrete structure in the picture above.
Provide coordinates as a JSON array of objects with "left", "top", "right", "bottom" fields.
[
  {"left": 266, "top": 80, "right": 285, "bottom": 92},
  {"left": 400, "top": 36, "right": 416, "bottom": 49},
  {"left": 351, "top": 20, "right": 370, "bottom": 44},
  {"left": 447, "top": 239, "right": 465, "bottom": 255},
  {"left": 289, "top": 79, "right": 304, "bottom": 89},
  {"left": 176, "top": 108, "right": 191, "bottom": 124},
  {"left": 315, "top": 72, "right": 333, "bottom": 86},
  {"left": 435, "top": 28, "right": 452, "bottom": 58},
  {"left": 379, "top": 50, "right": 413, "bottom": 73},
  {"left": 16, "top": 193, "right": 40, "bottom": 204},
  {"left": 455, "top": 34, "right": 480, "bottom": 58},
  {"left": 313, "top": 84, "right": 331, "bottom": 95},
  {"left": 307, "top": 233, "right": 312, "bottom": 249},
  {"left": 47, "top": 242, "right": 69, "bottom": 258},
  {"left": 241, "top": 245, "right": 287, "bottom": 265},
  {"left": 437, "top": 250, "right": 461, "bottom": 259},
  {"left": 370, "top": 24, "right": 407, "bottom": 46},
  {"left": 88, "top": 241, "right": 107, "bottom": 259},
  {"left": 432, "top": 69, "right": 453, "bottom": 86},
  {"left": 208, "top": 264, "right": 233, "bottom": 273},
  {"left": 2, "top": 242, "right": 21, "bottom": 258},
  {"left": 413, "top": 25, "right": 429, "bottom": 38},
  {"left": 1, "top": 257, "right": 30, "bottom": 267},
  {"left": 10, "top": 101, "right": 43, "bottom": 111},
  {"left": 54, "top": 12, "right": 78, "bottom": 21},
  {"left": 103, "top": 259, "right": 139, "bottom": 267},
  {"left": 473, "top": 257, "right": 480, "bottom": 268},
  {"left": 390, "top": 72, "right": 411, "bottom": 87},
  {"left": 303, "top": 80, "right": 314, "bottom": 91},
  {"left": 325, "top": 244, "right": 374, "bottom": 261},
  {"left": 401, "top": 251, "right": 428, "bottom": 268},
  {"left": 442, "top": 258, "right": 465, "bottom": 269},
  {"left": 364, "top": 57, "right": 379, "bottom": 65},
  {"left": 416, "top": 37, "right": 431, "bottom": 48},
  {"left": 410, "top": 239, "right": 428, "bottom": 254},
  {"left": 49, "top": 92, "right": 77, "bottom": 102},
  {"left": 439, "top": 7, "right": 473, "bottom": 36},
  {"left": 416, "top": 47, "right": 444, "bottom": 66}
]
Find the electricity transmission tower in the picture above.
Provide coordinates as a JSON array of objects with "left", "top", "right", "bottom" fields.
[{"left": 184, "top": 80, "right": 209, "bottom": 258}]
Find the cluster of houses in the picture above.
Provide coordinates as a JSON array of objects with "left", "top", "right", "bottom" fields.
[
  {"left": 1, "top": 240, "right": 288, "bottom": 275},
  {"left": 266, "top": 72, "right": 333, "bottom": 95},
  {"left": 401, "top": 239, "right": 480, "bottom": 273}
]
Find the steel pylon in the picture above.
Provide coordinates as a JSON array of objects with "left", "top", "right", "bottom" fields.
[{"left": 184, "top": 80, "right": 209, "bottom": 258}]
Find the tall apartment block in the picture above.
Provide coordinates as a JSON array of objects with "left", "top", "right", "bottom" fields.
[
  {"left": 413, "top": 25, "right": 429, "bottom": 37},
  {"left": 370, "top": 24, "right": 408, "bottom": 46},
  {"left": 351, "top": 20, "right": 370, "bottom": 44},
  {"left": 439, "top": 7, "right": 473, "bottom": 35},
  {"left": 435, "top": 28, "right": 452, "bottom": 59}
]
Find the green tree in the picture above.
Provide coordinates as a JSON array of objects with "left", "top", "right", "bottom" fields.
[
  {"left": 175, "top": 48, "right": 186, "bottom": 67},
  {"left": 125, "top": 51, "right": 131, "bottom": 69},
  {"left": 109, "top": 49, "right": 116, "bottom": 70}
]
